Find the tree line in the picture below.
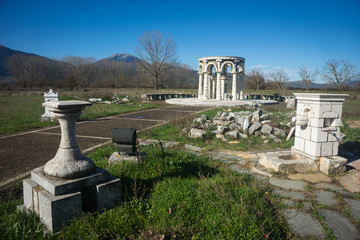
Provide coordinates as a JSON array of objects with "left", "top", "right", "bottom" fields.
[{"left": 246, "top": 59, "right": 360, "bottom": 93}]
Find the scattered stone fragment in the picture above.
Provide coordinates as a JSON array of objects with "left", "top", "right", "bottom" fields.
[
  {"left": 250, "top": 167, "right": 272, "bottom": 177},
  {"left": 189, "top": 128, "right": 206, "bottom": 139},
  {"left": 269, "top": 134, "right": 281, "bottom": 143},
  {"left": 261, "top": 124, "right": 273, "bottom": 135},
  {"left": 273, "top": 188, "right": 306, "bottom": 200},
  {"left": 282, "top": 209, "right": 324, "bottom": 238},
  {"left": 314, "top": 190, "right": 337, "bottom": 206},
  {"left": 273, "top": 127, "right": 287, "bottom": 137},
  {"left": 228, "top": 141, "right": 239, "bottom": 144},
  {"left": 345, "top": 198, "right": 360, "bottom": 220},
  {"left": 229, "top": 123, "right": 240, "bottom": 130},
  {"left": 184, "top": 144, "right": 202, "bottom": 152},
  {"left": 269, "top": 178, "right": 307, "bottom": 191},
  {"left": 248, "top": 122, "right": 262, "bottom": 135},
  {"left": 286, "top": 127, "right": 295, "bottom": 140},
  {"left": 226, "top": 130, "right": 240, "bottom": 139},
  {"left": 243, "top": 118, "right": 250, "bottom": 132},
  {"left": 260, "top": 113, "right": 269, "bottom": 120},
  {"left": 320, "top": 209, "right": 360, "bottom": 240},
  {"left": 200, "top": 114, "right": 208, "bottom": 121},
  {"left": 288, "top": 173, "right": 332, "bottom": 183}
]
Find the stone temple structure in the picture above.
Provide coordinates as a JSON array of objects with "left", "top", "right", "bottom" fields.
[{"left": 197, "top": 56, "right": 245, "bottom": 101}]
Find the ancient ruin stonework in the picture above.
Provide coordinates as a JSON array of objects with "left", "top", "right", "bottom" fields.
[{"left": 198, "top": 56, "right": 245, "bottom": 101}]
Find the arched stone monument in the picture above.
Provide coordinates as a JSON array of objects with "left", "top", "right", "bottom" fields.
[{"left": 197, "top": 56, "right": 245, "bottom": 101}]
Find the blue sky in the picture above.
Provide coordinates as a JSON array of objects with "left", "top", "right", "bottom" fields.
[{"left": 1, "top": 0, "right": 359, "bottom": 82}]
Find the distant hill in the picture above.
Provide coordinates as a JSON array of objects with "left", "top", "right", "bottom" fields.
[
  {"left": 98, "top": 53, "right": 142, "bottom": 63},
  {"left": 0, "top": 45, "right": 40, "bottom": 81}
]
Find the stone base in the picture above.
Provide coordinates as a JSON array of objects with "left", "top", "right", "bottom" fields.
[
  {"left": 258, "top": 151, "right": 318, "bottom": 174},
  {"left": 108, "top": 152, "right": 146, "bottom": 165},
  {"left": 259, "top": 150, "right": 348, "bottom": 175},
  {"left": 22, "top": 167, "right": 121, "bottom": 232}
]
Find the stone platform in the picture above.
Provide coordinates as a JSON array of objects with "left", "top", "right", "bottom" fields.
[{"left": 165, "top": 98, "right": 278, "bottom": 107}]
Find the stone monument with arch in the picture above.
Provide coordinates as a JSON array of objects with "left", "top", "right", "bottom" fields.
[{"left": 197, "top": 56, "right": 245, "bottom": 101}]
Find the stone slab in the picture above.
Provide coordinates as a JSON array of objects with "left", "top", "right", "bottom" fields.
[
  {"left": 282, "top": 209, "right": 324, "bottom": 238},
  {"left": 31, "top": 167, "right": 109, "bottom": 196},
  {"left": 184, "top": 144, "right": 202, "bottom": 152},
  {"left": 338, "top": 172, "right": 360, "bottom": 193},
  {"left": 345, "top": 198, "right": 360, "bottom": 220},
  {"left": 269, "top": 178, "right": 307, "bottom": 191},
  {"left": 39, "top": 189, "right": 82, "bottom": 232},
  {"left": 288, "top": 173, "right": 332, "bottom": 183},
  {"left": 320, "top": 209, "right": 359, "bottom": 240},
  {"left": 273, "top": 188, "right": 306, "bottom": 200},
  {"left": 314, "top": 183, "right": 345, "bottom": 192},
  {"left": 314, "top": 190, "right": 337, "bottom": 206}
]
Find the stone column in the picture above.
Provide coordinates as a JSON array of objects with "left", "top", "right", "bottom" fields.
[
  {"left": 212, "top": 78, "right": 216, "bottom": 99},
  {"left": 203, "top": 72, "right": 208, "bottom": 99},
  {"left": 232, "top": 73, "right": 237, "bottom": 101},
  {"left": 239, "top": 75, "right": 244, "bottom": 100},
  {"left": 221, "top": 78, "right": 225, "bottom": 100},
  {"left": 216, "top": 72, "right": 221, "bottom": 100},
  {"left": 198, "top": 73, "right": 203, "bottom": 99},
  {"left": 43, "top": 101, "right": 95, "bottom": 179}
]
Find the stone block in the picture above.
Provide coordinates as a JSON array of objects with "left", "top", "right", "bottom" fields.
[
  {"left": 311, "top": 129, "right": 328, "bottom": 142},
  {"left": 323, "top": 112, "right": 339, "bottom": 119},
  {"left": 294, "top": 137, "right": 305, "bottom": 152},
  {"left": 38, "top": 190, "right": 82, "bottom": 232},
  {"left": 331, "top": 103, "right": 343, "bottom": 116},
  {"left": 332, "top": 142, "right": 339, "bottom": 156},
  {"left": 312, "top": 103, "right": 331, "bottom": 118},
  {"left": 295, "top": 125, "right": 301, "bottom": 137},
  {"left": 95, "top": 176, "right": 121, "bottom": 210},
  {"left": 304, "top": 140, "right": 321, "bottom": 157},
  {"left": 327, "top": 130, "right": 340, "bottom": 142},
  {"left": 299, "top": 125, "right": 311, "bottom": 140},
  {"left": 31, "top": 167, "right": 109, "bottom": 196},
  {"left": 309, "top": 118, "right": 324, "bottom": 128},
  {"left": 319, "top": 156, "right": 347, "bottom": 175},
  {"left": 321, "top": 142, "right": 333, "bottom": 156}
]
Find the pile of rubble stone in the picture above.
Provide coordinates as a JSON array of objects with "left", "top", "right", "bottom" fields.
[{"left": 182, "top": 108, "right": 297, "bottom": 144}]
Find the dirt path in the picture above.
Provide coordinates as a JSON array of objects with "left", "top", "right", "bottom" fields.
[{"left": 0, "top": 103, "right": 211, "bottom": 188}]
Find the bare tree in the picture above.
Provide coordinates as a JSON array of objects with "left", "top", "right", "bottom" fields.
[
  {"left": 322, "top": 59, "right": 358, "bottom": 91},
  {"left": 246, "top": 69, "right": 266, "bottom": 92},
  {"left": 136, "top": 30, "right": 177, "bottom": 90},
  {"left": 298, "top": 66, "right": 318, "bottom": 92},
  {"left": 268, "top": 68, "right": 289, "bottom": 92}
]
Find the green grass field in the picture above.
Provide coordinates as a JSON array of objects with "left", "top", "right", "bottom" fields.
[
  {"left": 0, "top": 94, "right": 161, "bottom": 135},
  {"left": 0, "top": 145, "right": 291, "bottom": 239}
]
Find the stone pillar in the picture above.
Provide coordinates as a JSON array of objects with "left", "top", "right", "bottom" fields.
[
  {"left": 212, "top": 78, "right": 216, "bottom": 99},
  {"left": 232, "top": 73, "right": 237, "bottom": 101},
  {"left": 221, "top": 78, "right": 225, "bottom": 100},
  {"left": 216, "top": 72, "right": 221, "bottom": 100},
  {"left": 203, "top": 72, "right": 208, "bottom": 99},
  {"left": 239, "top": 75, "right": 244, "bottom": 100},
  {"left": 198, "top": 73, "right": 203, "bottom": 99}
]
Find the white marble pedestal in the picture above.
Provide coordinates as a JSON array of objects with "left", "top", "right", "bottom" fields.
[{"left": 21, "top": 101, "right": 121, "bottom": 232}]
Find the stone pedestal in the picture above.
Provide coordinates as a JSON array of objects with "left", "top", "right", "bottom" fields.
[{"left": 22, "top": 101, "right": 121, "bottom": 232}]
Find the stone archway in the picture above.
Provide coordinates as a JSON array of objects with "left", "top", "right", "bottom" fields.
[{"left": 198, "top": 56, "right": 245, "bottom": 100}]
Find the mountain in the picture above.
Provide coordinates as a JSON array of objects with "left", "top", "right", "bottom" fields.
[
  {"left": 97, "top": 53, "right": 142, "bottom": 64},
  {"left": 0, "top": 45, "right": 40, "bottom": 81}
]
